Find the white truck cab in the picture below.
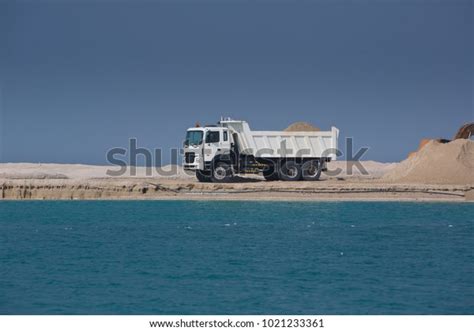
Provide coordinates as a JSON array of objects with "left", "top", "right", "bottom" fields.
[
  {"left": 183, "top": 118, "right": 339, "bottom": 183},
  {"left": 184, "top": 127, "right": 231, "bottom": 169}
]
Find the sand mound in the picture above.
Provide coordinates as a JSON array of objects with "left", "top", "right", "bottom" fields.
[
  {"left": 284, "top": 122, "right": 320, "bottom": 132},
  {"left": 383, "top": 139, "right": 474, "bottom": 184},
  {"left": 454, "top": 122, "right": 474, "bottom": 139}
]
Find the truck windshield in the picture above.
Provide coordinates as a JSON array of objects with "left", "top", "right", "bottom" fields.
[{"left": 184, "top": 130, "right": 203, "bottom": 146}]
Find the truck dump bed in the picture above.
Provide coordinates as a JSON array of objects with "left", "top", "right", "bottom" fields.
[{"left": 220, "top": 120, "right": 339, "bottom": 160}]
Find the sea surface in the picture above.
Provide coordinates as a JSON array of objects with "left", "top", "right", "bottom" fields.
[{"left": 0, "top": 201, "right": 473, "bottom": 314}]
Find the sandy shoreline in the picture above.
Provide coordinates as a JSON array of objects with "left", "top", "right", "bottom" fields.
[{"left": 1, "top": 162, "right": 472, "bottom": 202}]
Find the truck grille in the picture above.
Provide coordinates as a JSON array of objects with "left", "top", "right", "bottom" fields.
[{"left": 185, "top": 152, "right": 195, "bottom": 163}]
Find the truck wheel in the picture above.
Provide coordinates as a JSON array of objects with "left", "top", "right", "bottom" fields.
[
  {"left": 263, "top": 166, "right": 279, "bottom": 181},
  {"left": 211, "top": 162, "right": 233, "bottom": 183},
  {"left": 279, "top": 161, "right": 302, "bottom": 181},
  {"left": 302, "top": 160, "right": 322, "bottom": 181},
  {"left": 196, "top": 170, "right": 212, "bottom": 182}
]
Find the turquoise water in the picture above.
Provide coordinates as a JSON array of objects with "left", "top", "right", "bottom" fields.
[{"left": 0, "top": 201, "right": 473, "bottom": 314}]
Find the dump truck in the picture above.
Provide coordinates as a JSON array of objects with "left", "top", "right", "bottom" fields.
[{"left": 183, "top": 118, "right": 339, "bottom": 182}]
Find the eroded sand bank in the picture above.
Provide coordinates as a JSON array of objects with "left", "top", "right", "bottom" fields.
[
  {"left": 0, "top": 162, "right": 471, "bottom": 201},
  {"left": 0, "top": 164, "right": 474, "bottom": 201}
]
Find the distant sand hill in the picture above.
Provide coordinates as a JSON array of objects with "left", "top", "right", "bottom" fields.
[{"left": 284, "top": 122, "right": 320, "bottom": 132}]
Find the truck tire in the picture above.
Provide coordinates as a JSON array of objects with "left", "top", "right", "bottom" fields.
[
  {"left": 211, "top": 162, "right": 233, "bottom": 183},
  {"left": 301, "top": 160, "right": 322, "bottom": 181},
  {"left": 196, "top": 169, "right": 212, "bottom": 182},
  {"left": 279, "top": 160, "right": 302, "bottom": 181},
  {"left": 263, "top": 165, "right": 279, "bottom": 181}
]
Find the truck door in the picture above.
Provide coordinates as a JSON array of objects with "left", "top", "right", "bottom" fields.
[
  {"left": 204, "top": 130, "right": 221, "bottom": 162},
  {"left": 221, "top": 129, "right": 231, "bottom": 153}
]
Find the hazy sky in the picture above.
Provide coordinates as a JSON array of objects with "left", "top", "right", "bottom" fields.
[{"left": 1, "top": 0, "right": 472, "bottom": 164}]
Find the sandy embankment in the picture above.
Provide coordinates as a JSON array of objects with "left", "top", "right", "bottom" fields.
[{"left": 0, "top": 157, "right": 472, "bottom": 201}]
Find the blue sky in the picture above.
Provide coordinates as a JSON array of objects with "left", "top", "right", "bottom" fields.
[{"left": 1, "top": 0, "right": 472, "bottom": 164}]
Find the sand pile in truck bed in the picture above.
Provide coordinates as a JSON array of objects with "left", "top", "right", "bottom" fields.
[
  {"left": 284, "top": 122, "right": 320, "bottom": 132},
  {"left": 383, "top": 139, "right": 474, "bottom": 184}
]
